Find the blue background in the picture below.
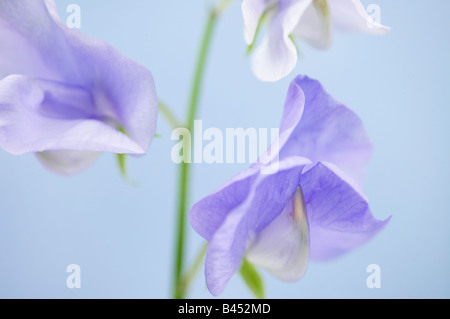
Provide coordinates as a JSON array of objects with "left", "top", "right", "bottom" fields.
[{"left": 0, "top": 0, "right": 448, "bottom": 298}]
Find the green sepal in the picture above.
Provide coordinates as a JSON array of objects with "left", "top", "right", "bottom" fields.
[
  {"left": 239, "top": 257, "right": 265, "bottom": 299},
  {"left": 116, "top": 126, "right": 139, "bottom": 186},
  {"left": 246, "top": 8, "right": 270, "bottom": 55}
]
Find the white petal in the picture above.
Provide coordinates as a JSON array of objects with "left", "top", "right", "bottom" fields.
[
  {"left": 242, "top": 0, "right": 273, "bottom": 45},
  {"left": 328, "top": 0, "right": 390, "bottom": 34},
  {"left": 246, "top": 187, "right": 309, "bottom": 282},
  {"left": 36, "top": 150, "right": 101, "bottom": 175},
  {"left": 251, "top": 0, "right": 312, "bottom": 82},
  {"left": 292, "top": 0, "right": 333, "bottom": 49}
]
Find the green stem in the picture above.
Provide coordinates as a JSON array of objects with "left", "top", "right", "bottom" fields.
[
  {"left": 173, "top": 0, "right": 230, "bottom": 299},
  {"left": 178, "top": 243, "right": 208, "bottom": 296},
  {"left": 159, "top": 100, "right": 182, "bottom": 129}
]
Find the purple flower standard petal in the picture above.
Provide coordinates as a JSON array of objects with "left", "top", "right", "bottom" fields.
[
  {"left": 262, "top": 75, "right": 372, "bottom": 184},
  {"left": 0, "top": 0, "right": 61, "bottom": 80},
  {"left": 279, "top": 75, "right": 373, "bottom": 185},
  {"left": 189, "top": 75, "right": 389, "bottom": 296},
  {"left": 257, "top": 76, "right": 305, "bottom": 166},
  {"left": 0, "top": 0, "right": 158, "bottom": 173}
]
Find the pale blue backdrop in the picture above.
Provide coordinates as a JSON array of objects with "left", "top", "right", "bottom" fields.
[{"left": 0, "top": 0, "right": 448, "bottom": 298}]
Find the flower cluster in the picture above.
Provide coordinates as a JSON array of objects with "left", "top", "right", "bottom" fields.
[{"left": 0, "top": 0, "right": 390, "bottom": 298}]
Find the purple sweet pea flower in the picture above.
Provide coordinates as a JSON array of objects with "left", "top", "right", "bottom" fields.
[
  {"left": 0, "top": 0, "right": 158, "bottom": 174},
  {"left": 242, "top": 0, "right": 391, "bottom": 81},
  {"left": 189, "top": 75, "right": 390, "bottom": 296}
]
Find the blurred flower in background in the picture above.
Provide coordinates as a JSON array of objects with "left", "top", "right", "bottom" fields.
[
  {"left": 242, "top": 0, "right": 390, "bottom": 81},
  {"left": 0, "top": 0, "right": 158, "bottom": 174}
]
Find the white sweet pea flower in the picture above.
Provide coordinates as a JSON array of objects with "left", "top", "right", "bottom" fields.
[{"left": 242, "top": 0, "right": 391, "bottom": 81}]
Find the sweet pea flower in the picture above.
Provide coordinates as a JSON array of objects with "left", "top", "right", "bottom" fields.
[
  {"left": 189, "top": 75, "right": 390, "bottom": 296},
  {"left": 0, "top": 0, "right": 158, "bottom": 174},
  {"left": 242, "top": 0, "right": 391, "bottom": 81}
]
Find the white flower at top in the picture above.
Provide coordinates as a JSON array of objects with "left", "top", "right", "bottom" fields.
[{"left": 242, "top": 0, "right": 390, "bottom": 82}]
